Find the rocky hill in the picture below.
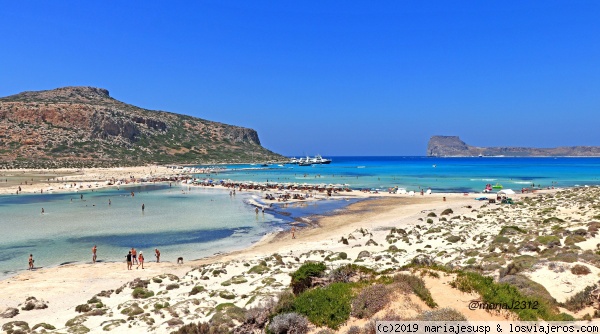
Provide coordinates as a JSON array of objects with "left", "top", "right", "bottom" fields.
[
  {"left": 427, "top": 135, "right": 600, "bottom": 157},
  {"left": 0, "top": 87, "right": 285, "bottom": 168}
]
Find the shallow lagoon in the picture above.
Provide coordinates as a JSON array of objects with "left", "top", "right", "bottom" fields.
[{"left": 0, "top": 184, "right": 312, "bottom": 278}]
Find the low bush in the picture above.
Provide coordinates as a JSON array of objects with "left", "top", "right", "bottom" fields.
[
  {"left": 413, "top": 307, "right": 466, "bottom": 321},
  {"left": 75, "top": 304, "right": 91, "bottom": 313},
  {"left": 499, "top": 226, "right": 527, "bottom": 235},
  {"left": 268, "top": 312, "right": 309, "bottom": 334},
  {"left": 273, "top": 291, "right": 296, "bottom": 315},
  {"left": 351, "top": 284, "right": 391, "bottom": 319},
  {"left": 427, "top": 212, "right": 437, "bottom": 217},
  {"left": 393, "top": 274, "right": 437, "bottom": 308},
  {"left": 293, "top": 282, "right": 353, "bottom": 329},
  {"left": 329, "top": 264, "right": 375, "bottom": 283},
  {"left": 189, "top": 286, "right": 205, "bottom": 296},
  {"left": 450, "top": 271, "right": 571, "bottom": 321},
  {"left": 290, "top": 262, "right": 326, "bottom": 295},
  {"left": 248, "top": 264, "right": 269, "bottom": 275},
  {"left": 441, "top": 208, "right": 453, "bottom": 216},
  {"left": 536, "top": 235, "right": 561, "bottom": 247},
  {"left": 571, "top": 264, "right": 591, "bottom": 275},
  {"left": 132, "top": 287, "right": 154, "bottom": 299},
  {"left": 562, "top": 285, "right": 595, "bottom": 312}
]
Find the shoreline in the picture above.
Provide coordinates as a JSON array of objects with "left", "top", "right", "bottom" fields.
[
  {"left": 0, "top": 166, "right": 558, "bottom": 281},
  {"left": 4, "top": 166, "right": 595, "bottom": 332}
]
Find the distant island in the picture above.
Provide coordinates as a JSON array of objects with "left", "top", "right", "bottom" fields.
[
  {"left": 427, "top": 135, "right": 600, "bottom": 157},
  {"left": 0, "top": 87, "right": 284, "bottom": 168}
]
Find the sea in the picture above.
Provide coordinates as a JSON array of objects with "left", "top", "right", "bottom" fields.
[{"left": 1, "top": 156, "right": 599, "bottom": 279}]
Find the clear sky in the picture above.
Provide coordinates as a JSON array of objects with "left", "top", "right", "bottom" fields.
[{"left": 2, "top": 1, "right": 599, "bottom": 156}]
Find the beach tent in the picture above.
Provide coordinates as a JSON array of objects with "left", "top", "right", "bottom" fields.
[{"left": 498, "top": 189, "right": 516, "bottom": 195}]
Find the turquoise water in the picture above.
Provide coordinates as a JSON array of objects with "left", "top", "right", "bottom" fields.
[
  {"left": 203, "top": 156, "right": 600, "bottom": 193},
  {"left": 1, "top": 156, "right": 600, "bottom": 278}
]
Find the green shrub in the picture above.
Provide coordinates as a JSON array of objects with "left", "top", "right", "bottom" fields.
[
  {"left": 351, "top": 284, "right": 390, "bottom": 319},
  {"left": 562, "top": 285, "right": 596, "bottom": 312},
  {"left": 189, "top": 286, "right": 204, "bottom": 296},
  {"left": 166, "top": 283, "right": 180, "bottom": 290},
  {"left": 446, "top": 235, "right": 461, "bottom": 243},
  {"left": 75, "top": 304, "right": 91, "bottom": 313},
  {"left": 413, "top": 307, "right": 466, "bottom": 321},
  {"left": 427, "top": 212, "right": 437, "bottom": 217},
  {"left": 450, "top": 271, "right": 569, "bottom": 321},
  {"left": 543, "top": 217, "right": 565, "bottom": 224},
  {"left": 292, "top": 283, "right": 353, "bottom": 329},
  {"left": 441, "top": 209, "right": 453, "bottom": 216},
  {"left": 427, "top": 218, "right": 434, "bottom": 224},
  {"left": 393, "top": 274, "right": 437, "bottom": 308},
  {"left": 493, "top": 236, "right": 510, "bottom": 244},
  {"left": 219, "top": 291, "right": 235, "bottom": 300},
  {"left": 32, "top": 323, "right": 56, "bottom": 331},
  {"left": 132, "top": 288, "right": 154, "bottom": 299},
  {"left": 499, "top": 226, "right": 527, "bottom": 235},
  {"left": 290, "top": 262, "right": 326, "bottom": 295},
  {"left": 536, "top": 235, "right": 561, "bottom": 246},
  {"left": 248, "top": 264, "right": 269, "bottom": 275},
  {"left": 273, "top": 291, "right": 296, "bottom": 315}
]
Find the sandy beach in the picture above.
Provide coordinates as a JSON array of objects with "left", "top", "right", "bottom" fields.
[{"left": 1, "top": 168, "right": 599, "bottom": 333}]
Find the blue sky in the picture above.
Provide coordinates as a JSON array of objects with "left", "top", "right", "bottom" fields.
[{"left": 2, "top": 1, "right": 599, "bottom": 156}]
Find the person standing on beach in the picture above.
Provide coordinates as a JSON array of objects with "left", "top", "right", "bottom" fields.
[
  {"left": 28, "top": 254, "right": 34, "bottom": 270},
  {"left": 137, "top": 251, "right": 145, "bottom": 269},
  {"left": 155, "top": 248, "right": 161, "bottom": 263},
  {"left": 291, "top": 227, "right": 296, "bottom": 239},
  {"left": 92, "top": 245, "right": 97, "bottom": 263},
  {"left": 131, "top": 248, "right": 138, "bottom": 265},
  {"left": 125, "top": 251, "right": 132, "bottom": 270}
]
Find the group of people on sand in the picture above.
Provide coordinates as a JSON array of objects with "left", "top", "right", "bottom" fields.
[
  {"left": 124, "top": 247, "right": 160, "bottom": 270},
  {"left": 92, "top": 245, "right": 160, "bottom": 270}
]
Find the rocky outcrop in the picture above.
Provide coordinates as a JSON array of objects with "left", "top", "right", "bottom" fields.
[
  {"left": 0, "top": 87, "right": 284, "bottom": 168},
  {"left": 427, "top": 136, "right": 600, "bottom": 157}
]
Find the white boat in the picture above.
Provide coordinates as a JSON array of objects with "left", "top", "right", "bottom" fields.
[
  {"left": 311, "top": 155, "right": 332, "bottom": 164},
  {"left": 298, "top": 156, "right": 312, "bottom": 166},
  {"left": 289, "top": 157, "right": 299, "bottom": 164}
]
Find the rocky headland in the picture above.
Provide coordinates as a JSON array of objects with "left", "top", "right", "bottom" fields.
[
  {"left": 0, "top": 87, "right": 284, "bottom": 168},
  {"left": 427, "top": 136, "right": 600, "bottom": 157}
]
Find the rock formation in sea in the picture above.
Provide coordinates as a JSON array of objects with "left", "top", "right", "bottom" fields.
[{"left": 427, "top": 135, "right": 600, "bottom": 157}]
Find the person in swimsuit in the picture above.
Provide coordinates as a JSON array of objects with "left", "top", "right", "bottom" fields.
[
  {"left": 92, "top": 245, "right": 97, "bottom": 263},
  {"left": 137, "top": 251, "right": 145, "bottom": 269},
  {"left": 131, "top": 248, "right": 138, "bottom": 265},
  {"left": 126, "top": 251, "right": 132, "bottom": 270},
  {"left": 28, "top": 254, "right": 34, "bottom": 270},
  {"left": 155, "top": 248, "right": 160, "bottom": 263}
]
